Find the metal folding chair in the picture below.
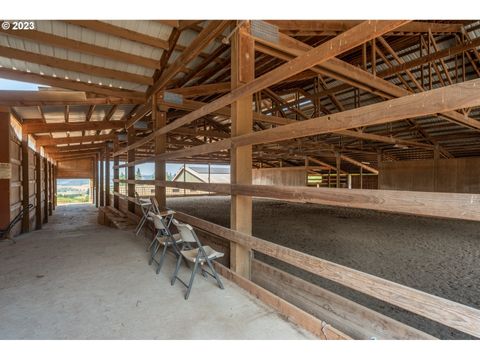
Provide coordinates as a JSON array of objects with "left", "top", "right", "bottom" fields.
[
  {"left": 149, "top": 197, "right": 175, "bottom": 228},
  {"left": 135, "top": 192, "right": 153, "bottom": 236},
  {"left": 170, "top": 219, "right": 224, "bottom": 300},
  {"left": 148, "top": 214, "right": 184, "bottom": 274}
]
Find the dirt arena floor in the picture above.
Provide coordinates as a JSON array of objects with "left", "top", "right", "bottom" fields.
[{"left": 167, "top": 195, "right": 480, "bottom": 340}]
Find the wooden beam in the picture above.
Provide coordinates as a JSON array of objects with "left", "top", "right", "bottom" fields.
[
  {"left": 335, "top": 152, "right": 341, "bottom": 188},
  {"left": 214, "top": 262, "right": 350, "bottom": 340},
  {"left": 2, "top": 28, "right": 159, "bottom": 69},
  {"left": 116, "top": 20, "right": 408, "bottom": 156},
  {"left": 127, "top": 127, "right": 136, "bottom": 214},
  {"left": 255, "top": 30, "right": 480, "bottom": 132},
  {"left": 175, "top": 43, "right": 230, "bottom": 87},
  {"left": 147, "top": 20, "right": 231, "bottom": 97},
  {"left": 23, "top": 121, "right": 125, "bottom": 134},
  {"left": 43, "top": 157, "right": 49, "bottom": 224},
  {"left": 379, "top": 36, "right": 480, "bottom": 79},
  {"left": 155, "top": 28, "right": 182, "bottom": 82},
  {"left": 113, "top": 138, "right": 120, "bottom": 210},
  {"left": 267, "top": 20, "right": 463, "bottom": 35},
  {"left": 158, "top": 97, "right": 291, "bottom": 125},
  {"left": 47, "top": 144, "right": 106, "bottom": 154},
  {"left": 65, "top": 20, "right": 170, "bottom": 50},
  {"left": 137, "top": 78, "right": 480, "bottom": 165},
  {"left": 0, "top": 111, "right": 11, "bottom": 231},
  {"left": 0, "top": 68, "right": 145, "bottom": 101},
  {"left": 169, "top": 82, "right": 231, "bottom": 97},
  {"left": 337, "top": 130, "right": 435, "bottom": 150},
  {"left": 174, "top": 210, "right": 480, "bottom": 338},
  {"left": 21, "top": 132, "right": 30, "bottom": 233},
  {"left": 105, "top": 144, "right": 111, "bottom": 207},
  {"left": 35, "top": 153, "right": 42, "bottom": 230},
  {"left": 99, "top": 149, "right": 104, "bottom": 207},
  {"left": 251, "top": 260, "right": 435, "bottom": 339},
  {"left": 48, "top": 161, "right": 53, "bottom": 216},
  {"left": 230, "top": 21, "right": 254, "bottom": 279},
  {"left": 154, "top": 98, "right": 167, "bottom": 210},
  {"left": 125, "top": 102, "right": 151, "bottom": 129},
  {"left": 0, "top": 92, "right": 142, "bottom": 107},
  {"left": 94, "top": 154, "right": 99, "bottom": 208},
  {"left": 35, "top": 134, "right": 115, "bottom": 147},
  {"left": 0, "top": 45, "right": 153, "bottom": 86}
]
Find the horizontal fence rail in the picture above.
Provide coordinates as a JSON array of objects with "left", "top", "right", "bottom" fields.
[{"left": 114, "top": 179, "right": 480, "bottom": 222}]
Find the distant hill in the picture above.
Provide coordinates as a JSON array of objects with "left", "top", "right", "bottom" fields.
[{"left": 57, "top": 179, "right": 90, "bottom": 186}]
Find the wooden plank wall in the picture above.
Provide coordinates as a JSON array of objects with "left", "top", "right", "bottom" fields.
[
  {"left": 57, "top": 158, "right": 93, "bottom": 179},
  {"left": 351, "top": 174, "right": 378, "bottom": 189},
  {"left": 379, "top": 158, "right": 480, "bottom": 193},
  {"left": 253, "top": 167, "right": 307, "bottom": 186}
]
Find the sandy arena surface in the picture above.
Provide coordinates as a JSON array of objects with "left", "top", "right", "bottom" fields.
[{"left": 167, "top": 195, "right": 480, "bottom": 339}]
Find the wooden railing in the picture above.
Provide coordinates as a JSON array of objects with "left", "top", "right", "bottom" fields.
[
  {"left": 114, "top": 179, "right": 480, "bottom": 222},
  {"left": 174, "top": 210, "right": 480, "bottom": 338}
]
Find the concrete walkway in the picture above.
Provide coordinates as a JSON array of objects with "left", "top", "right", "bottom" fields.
[{"left": 0, "top": 204, "right": 314, "bottom": 340}]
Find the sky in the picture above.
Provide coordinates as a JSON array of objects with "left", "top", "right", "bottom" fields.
[{"left": 0, "top": 78, "right": 42, "bottom": 90}]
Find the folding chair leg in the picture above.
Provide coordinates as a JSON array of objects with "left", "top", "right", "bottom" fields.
[
  {"left": 184, "top": 261, "right": 200, "bottom": 300},
  {"left": 205, "top": 258, "right": 224, "bottom": 290},
  {"left": 171, "top": 254, "right": 183, "bottom": 286},
  {"left": 156, "top": 244, "right": 169, "bottom": 274},
  {"left": 149, "top": 241, "right": 159, "bottom": 266}
]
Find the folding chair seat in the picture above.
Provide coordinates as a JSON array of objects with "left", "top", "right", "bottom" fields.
[
  {"left": 149, "top": 214, "right": 184, "bottom": 274},
  {"left": 170, "top": 219, "right": 224, "bottom": 300},
  {"left": 149, "top": 197, "right": 175, "bottom": 228}
]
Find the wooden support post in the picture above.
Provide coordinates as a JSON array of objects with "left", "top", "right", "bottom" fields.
[
  {"left": 154, "top": 98, "right": 167, "bottom": 210},
  {"left": 35, "top": 152, "right": 42, "bottom": 230},
  {"left": 105, "top": 144, "right": 111, "bottom": 207},
  {"left": 99, "top": 149, "right": 105, "bottom": 207},
  {"left": 230, "top": 21, "right": 254, "bottom": 278},
  {"left": 127, "top": 127, "right": 136, "bottom": 213},
  {"left": 0, "top": 111, "right": 11, "bottom": 232},
  {"left": 43, "top": 157, "right": 48, "bottom": 223},
  {"left": 94, "top": 154, "right": 99, "bottom": 208},
  {"left": 336, "top": 152, "right": 341, "bottom": 188},
  {"left": 360, "top": 166, "right": 363, "bottom": 190},
  {"left": 433, "top": 145, "right": 440, "bottom": 192},
  {"left": 48, "top": 161, "right": 53, "bottom": 215},
  {"left": 183, "top": 162, "right": 186, "bottom": 196},
  {"left": 371, "top": 38, "right": 376, "bottom": 76},
  {"left": 113, "top": 138, "right": 119, "bottom": 209},
  {"left": 21, "top": 132, "right": 30, "bottom": 233},
  {"left": 53, "top": 164, "right": 57, "bottom": 209}
]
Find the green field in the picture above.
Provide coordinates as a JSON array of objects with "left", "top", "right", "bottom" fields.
[{"left": 57, "top": 194, "right": 90, "bottom": 204}]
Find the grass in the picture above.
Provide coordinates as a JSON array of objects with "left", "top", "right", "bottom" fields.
[{"left": 57, "top": 195, "right": 90, "bottom": 204}]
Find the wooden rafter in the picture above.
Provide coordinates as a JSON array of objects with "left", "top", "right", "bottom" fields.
[
  {"left": 2, "top": 28, "right": 159, "bottom": 69},
  {"left": 147, "top": 20, "right": 231, "bottom": 97},
  {"left": 118, "top": 20, "right": 409, "bottom": 156}
]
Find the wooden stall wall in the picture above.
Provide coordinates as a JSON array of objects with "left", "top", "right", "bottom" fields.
[
  {"left": 351, "top": 174, "right": 378, "bottom": 189},
  {"left": 57, "top": 158, "right": 93, "bottom": 179},
  {"left": 253, "top": 168, "right": 307, "bottom": 187},
  {"left": 9, "top": 125, "right": 22, "bottom": 237},
  {"left": 379, "top": 158, "right": 480, "bottom": 193}
]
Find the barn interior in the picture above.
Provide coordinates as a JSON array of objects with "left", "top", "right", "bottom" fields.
[{"left": 1, "top": 19, "right": 480, "bottom": 341}]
